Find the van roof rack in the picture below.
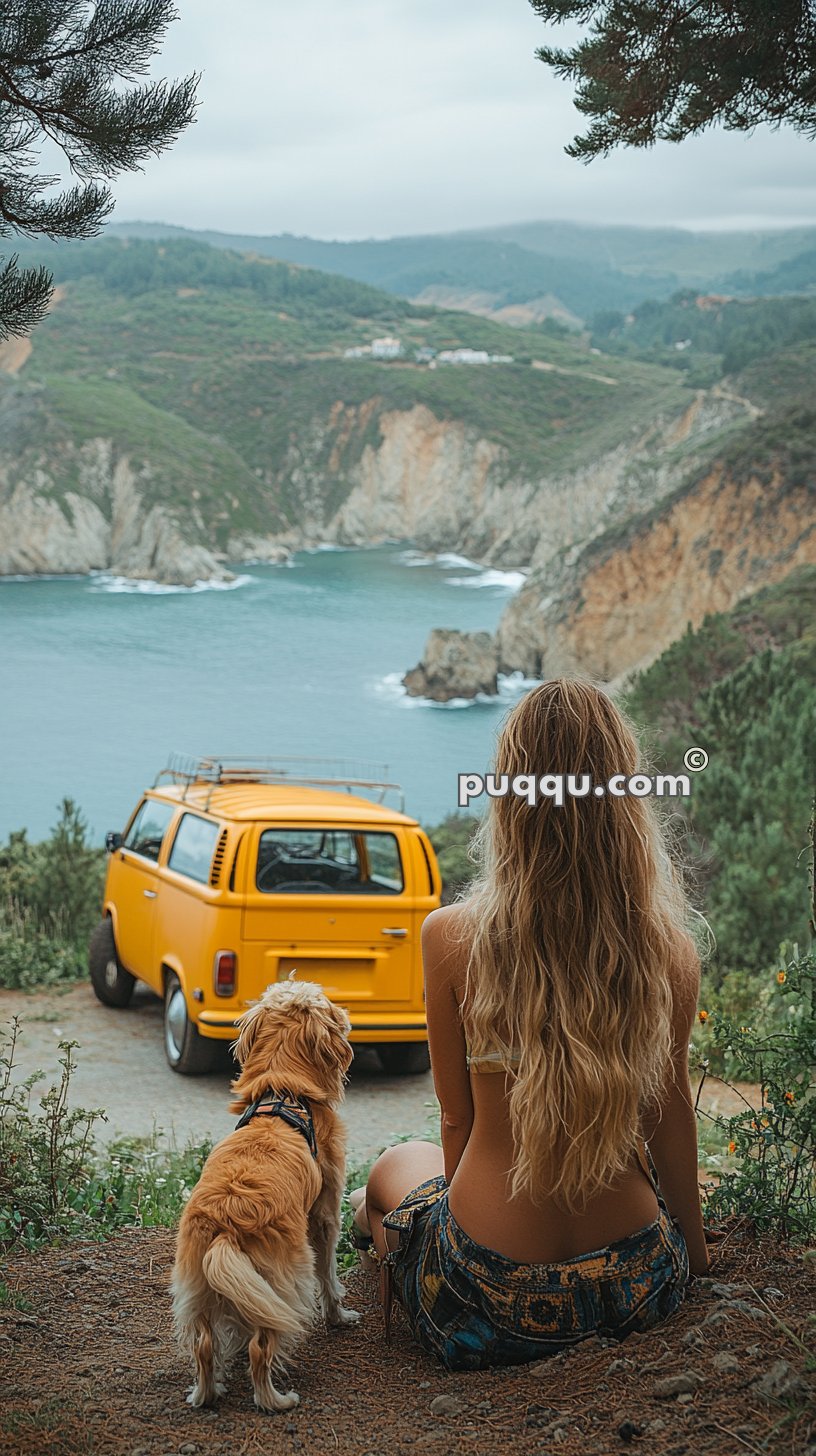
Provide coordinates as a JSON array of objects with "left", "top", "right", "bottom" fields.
[{"left": 153, "top": 753, "right": 405, "bottom": 813}]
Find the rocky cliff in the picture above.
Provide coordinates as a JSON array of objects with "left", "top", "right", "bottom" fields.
[
  {"left": 496, "top": 460, "right": 816, "bottom": 685},
  {"left": 0, "top": 369, "right": 747, "bottom": 585}
]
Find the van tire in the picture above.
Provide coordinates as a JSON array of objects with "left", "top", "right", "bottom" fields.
[
  {"left": 378, "top": 1043, "right": 431, "bottom": 1076},
  {"left": 163, "top": 972, "right": 219, "bottom": 1075},
  {"left": 88, "top": 919, "right": 135, "bottom": 1008}
]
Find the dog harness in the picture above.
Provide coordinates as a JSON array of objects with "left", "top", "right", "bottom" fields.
[{"left": 234, "top": 1089, "right": 318, "bottom": 1160}]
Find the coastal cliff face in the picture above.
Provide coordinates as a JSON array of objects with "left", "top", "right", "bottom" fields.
[
  {"left": 0, "top": 442, "right": 231, "bottom": 585},
  {"left": 0, "top": 379, "right": 745, "bottom": 585},
  {"left": 496, "top": 464, "right": 816, "bottom": 684},
  {"left": 286, "top": 387, "right": 750, "bottom": 572}
]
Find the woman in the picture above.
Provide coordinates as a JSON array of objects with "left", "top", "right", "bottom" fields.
[{"left": 351, "top": 679, "right": 709, "bottom": 1370}]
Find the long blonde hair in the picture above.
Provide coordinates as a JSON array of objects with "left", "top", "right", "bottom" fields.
[{"left": 458, "top": 678, "right": 696, "bottom": 1214}]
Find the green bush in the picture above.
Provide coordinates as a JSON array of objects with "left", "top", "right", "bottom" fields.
[
  {"left": 694, "top": 945, "right": 815, "bottom": 1240},
  {"left": 0, "top": 800, "right": 105, "bottom": 990},
  {"left": 0, "top": 1018, "right": 212, "bottom": 1253},
  {"left": 426, "top": 813, "right": 480, "bottom": 902}
]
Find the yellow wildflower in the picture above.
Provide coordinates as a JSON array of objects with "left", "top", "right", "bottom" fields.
[
  {"left": 698, "top": 1009, "right": 709, "bottom": 1024},
  {"left": 777, "top": 970, "right": 786, "bottom": 985},
  {"left": 784, "top": 1091, "right": 795, "bottom": 1106},
  {"left": 728, "top": 1140, "right": 736, "bottom": 1154}
]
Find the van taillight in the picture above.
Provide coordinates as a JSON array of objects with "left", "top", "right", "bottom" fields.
[{"left": 214, "top": 951, "right": 237, "bottom": 997}]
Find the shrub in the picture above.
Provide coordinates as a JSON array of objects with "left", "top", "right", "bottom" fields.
[
  {"left": 0, "top": 1018, "right": 212, "bottom": 1252},
  {"left": 694, "top": 946, "right": 815, "bottom": 1240},
  {"left": 426, "top": 812, "right": 480, "bottom": 902},
  {"left": 0, "top": 800, "right": 105, "bottom": 990}
]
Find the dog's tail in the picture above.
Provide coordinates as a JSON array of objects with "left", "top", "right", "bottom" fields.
[{"left": 202, "top": 1236, "right": 306, "bottom": 1337}]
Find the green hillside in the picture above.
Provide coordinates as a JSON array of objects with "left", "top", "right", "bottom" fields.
[
  {"left": 2, "top": 236, "right": 695, "bottom": 533},
  {"left": 623, "top": 568, "right": 816, "bottom": 974}
]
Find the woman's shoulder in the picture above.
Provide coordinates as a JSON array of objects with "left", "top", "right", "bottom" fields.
[{"left": 421, "top": 903, "right": 472, "bottom": 980}]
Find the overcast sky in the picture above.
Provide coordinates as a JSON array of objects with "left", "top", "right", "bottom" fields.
[{"left": 108, "top": 0, "right": 816, "bottom": 239}]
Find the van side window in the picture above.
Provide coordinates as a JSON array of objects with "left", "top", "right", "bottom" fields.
[
  {"left": 168, "top": 813, "right": 221, "bottom": 884},
  {"left": 123, "top": 799, "right": 175, "bottom": 863},
  {"left": 256, "top": 828, "right": 404, "bottom": 895}
]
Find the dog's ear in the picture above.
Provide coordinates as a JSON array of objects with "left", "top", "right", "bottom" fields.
[
  {"left": 232, "top": 1000, "right": 263, "bottom": 1067},
  {"left": 303, "top": 1001, "right": 353, "bottom": 1084}
]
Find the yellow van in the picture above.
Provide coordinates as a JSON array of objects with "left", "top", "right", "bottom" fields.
[{"left": 89, "top": 758, "right": 441, "bottom": 1075}]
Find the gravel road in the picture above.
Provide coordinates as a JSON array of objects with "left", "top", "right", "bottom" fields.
[{"left": 1, "top": 982, "right": 438, "bottom": 1167}]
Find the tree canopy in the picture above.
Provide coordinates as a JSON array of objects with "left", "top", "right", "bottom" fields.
[
  {"left": 0, "top": 0, "right": 198, "bottom": 339},
  {"left": 529, "top": 1, "right": 816, "bottom": 161}
]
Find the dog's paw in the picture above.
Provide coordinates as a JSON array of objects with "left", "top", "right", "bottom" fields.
[
  {"left": 254, "top": 1388, "right": 300, "bottom": 1413},
  {"left": 186, "top": 1385, "right": 213, "bottom": 1408},
  {"left": 329, "top": 1305, "right": 361, "bottom": 1327}
]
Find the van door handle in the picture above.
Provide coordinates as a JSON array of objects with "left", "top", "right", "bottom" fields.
[
  {"left": 381, "top": 927, "right": 407, "bottom": 937},
  {"left": 143, "top": 889, "right": 157, "bottom": 900}
]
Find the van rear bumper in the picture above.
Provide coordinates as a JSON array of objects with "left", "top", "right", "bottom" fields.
[{"left": 196, "top": 1009, "right": 427, "bottom": 1044}]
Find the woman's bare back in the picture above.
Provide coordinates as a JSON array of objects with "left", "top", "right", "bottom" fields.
[{"left": 442, "top": 904, "right": 661, "bottom": 1263}]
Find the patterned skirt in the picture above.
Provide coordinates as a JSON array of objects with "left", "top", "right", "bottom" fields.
[{"left": 382, "top": 1174, "right": 689, "bottom": 1371}]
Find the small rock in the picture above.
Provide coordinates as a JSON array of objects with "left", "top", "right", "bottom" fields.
[
  {"left": 752, "top": 1360, "right": 807, "bottom": 1402},
  {"left": 761, "top": 1286, "right": 785, "bottom": 1301},
  {"left": 681, "top": 1328, "right": 705, "bottom": 1348},
  {"left": 524, "top": 1405, "right": 562, "bottom": 1429},
  {"left": 746, "top": 1343, "right": 762, "bottom": 1357},
  {"left": 710, "top": 1281, "right": 739, "bottom": 1297},
  {"left": 179, "top": 1446, "right": 198, "bottom": 1455},
  {"left": 648, "top": 1419, "right": 667, "bottom": 1433},
  {"left": 617, "top": 1419, "right": 642, "bottom": 1443},
  {"left": 712, "top": 1351, "right": 740, "bottom": 1374},
  {"left": 677, "top": 1393, "right": 694, "bottom": 1405},
  {"left": 703, "top": 1310, "right": 731, "bottom": 1327},
  {"left": 475, "top": 1400, "right": 492, "bottom": 1413},
  {"left": 552, "top": 1432, "right": 568, "bottom": 1446},
  {"left": 418, "top": 1381, "right": 431, "bottom": 1389},
  {"left": 726, "top": 1299, "right": 770, "bottom": 1319},
  {"left": 653, "top": 1371, "right": 704, "bottom": 1399},
  {"left": 607, "top": 1358, "right": 633, "bottom": 1374},
  {"left": 429, "top": 1395, "right": 466, "bottom": 1418},
  {"left": 284, "top": 1423, "right": 297, "bottom": 1433}
]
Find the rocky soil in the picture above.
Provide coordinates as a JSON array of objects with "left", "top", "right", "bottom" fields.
[{"left": 1, "top": 1223, "right": 813, "bottom": 1456}]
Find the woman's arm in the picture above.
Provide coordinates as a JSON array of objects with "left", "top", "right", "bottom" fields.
[
  {"left": 422, "top": 907, "right": 474, "bottom": 1183},
  {"left": 642, "top": 941, "right": 710, "bottom": 1277}
]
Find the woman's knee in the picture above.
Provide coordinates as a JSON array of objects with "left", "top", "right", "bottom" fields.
[{"left": 366, "top": 1140, "right": 443, "bottom": 1214}]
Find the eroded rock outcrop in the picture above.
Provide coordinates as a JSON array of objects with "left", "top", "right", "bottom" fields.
[
  {"left": 403, "top": 629, "right": 499, "bottom": 702},
  {"left": 496, "top": 463, "right": 816, "bottom": 684}
]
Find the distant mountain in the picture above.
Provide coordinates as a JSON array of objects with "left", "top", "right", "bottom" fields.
[
  {"left": 103, "top": 218, "right": 816, "bottom": 326},
  {"left": 724, "top": 247, "right": 816, "bottom": 298}
]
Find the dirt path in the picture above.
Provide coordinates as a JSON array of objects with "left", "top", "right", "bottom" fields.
[
  {"left": 1, "top": 1224, "right": 813, "bottom": 1456},
  {"left": 1, "top": 984, "right": 436, "bottom": 1166}
]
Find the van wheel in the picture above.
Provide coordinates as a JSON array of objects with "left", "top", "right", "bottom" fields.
[
  {"left": 163, "top": 972, "right": 219, "bottom": 1075},
  {"left": 378, "top": 1043, "right": 431, "bottom": 1076},
  {"left": 88, "top": 919, "right": 135, "bottom": 1008}
]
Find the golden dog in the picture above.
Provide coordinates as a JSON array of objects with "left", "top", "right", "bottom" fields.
[{"left": 170, "top": 979, "right": 358, "bottom": 1412}]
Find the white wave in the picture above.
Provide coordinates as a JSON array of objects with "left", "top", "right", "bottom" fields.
[
  {"left": 446, "top": 567, "right": 527, "bottom": 591},
  {"left": 371, "top": 670, "right": 536, "bottom": 711},
  {"left": 88, "top": 572, "right": 254, "bottom": 595},
  {"left": 434, "top": 552, "right": 482, "bottom": 570},
  {"left": 300, "top": 541, "right": 350, "bottom": 553},
  {"left": 498, "top": 671, "right": 541, "bottom": 697},
  {"left": 397, "top": 549, "right": 434, "bottom": 567}
]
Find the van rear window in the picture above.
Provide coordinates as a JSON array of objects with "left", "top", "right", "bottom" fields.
[
  {"left": 168, "top": 813, "right": 221, "bottom": 884},
  {"left": 256, "top": 828, "right": 403, "bottom": 895}
]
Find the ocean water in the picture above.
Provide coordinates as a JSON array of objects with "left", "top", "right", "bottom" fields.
[{"left": 0, "top": 545, "right": 535, "bottom": 841}]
